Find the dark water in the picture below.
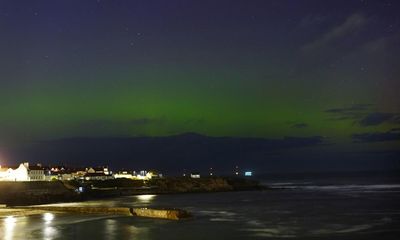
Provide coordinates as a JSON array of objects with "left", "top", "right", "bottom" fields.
[{"left": 1, "top": 172, "right": 400, "bottom": 239}]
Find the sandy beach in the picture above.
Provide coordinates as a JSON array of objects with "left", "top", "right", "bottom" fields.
[{"left": 0, "top": 207, "right": 52, "bottom": 217}]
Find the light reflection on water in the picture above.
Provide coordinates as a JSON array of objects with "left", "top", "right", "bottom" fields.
[
  {"left": 135, "top": 194, "right": 156, "bottom": 204},
  {"left": 105, "top": 219, "right": 117, "bottom": 239},
  {"left": 43, "top": 213, "right": 54, "bottom": 223},
  {"left": 1, "top": 212, "right": 149, "bottom": 240},
  {"left": 43, "top": 213, "right": 58, "bottom": 239},
  {"left": 4, "top": 216, "right": 16, "bottom": 240},
  {"left": 44, "top": 225, "right": 58, "bottom": 240}
]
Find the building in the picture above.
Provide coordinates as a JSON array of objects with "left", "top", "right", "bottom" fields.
[
  {"left": 82, "top": 166, "right": 113, "bottom": 180},
  {"left": 86, "top": 166, "right": 110, "bottom": 175},
  {"left": 190, "top": 172, "right": 200, "bottom": 178},
  {"left": 0, "top": 163, "right": 45, "bottom": 181},
  {"left": 114, "top": 170, "right": 134, "bottom": 179},
  {"left": 113, "top": 169, "right": 162, "bottom": 180},
  {"left": 84, "top": 172, "right": 114, "bottom": 181},
  {"left": 0, "top": 164, "right": 27, "bottom": 181},
  {"left": 28, "top": 164, "right": 45, "bottom": 181},
  {"left": 70, "top": 168, "right": 87, "bottom": 180}
]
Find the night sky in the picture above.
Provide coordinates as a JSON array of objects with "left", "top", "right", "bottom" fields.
[{"left": 0, "top": 1, "right": 399, "bottom": 173}]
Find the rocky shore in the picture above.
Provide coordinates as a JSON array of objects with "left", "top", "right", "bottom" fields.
[{"left": 0, "top": 177, "right": 265, "bottom": 206}]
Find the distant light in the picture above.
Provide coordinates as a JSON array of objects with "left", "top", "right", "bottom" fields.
[
  {"left": 190, "top": 173, "right": 200, "bottom": 178},
  {"left": 244, "top": 171, "right": 252, "bottom": 176},
  {"left": 43, "top": 213, "right": 54, "bottom": 223},
  {"left": 78, "top": 187, "right": 84, "bottom": 193}
]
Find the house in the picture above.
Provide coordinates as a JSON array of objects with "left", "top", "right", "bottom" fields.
[
  {"left": 59, "top": 171, "right": 74, "bottom": 181},
  {"left": 45, "top": 171, "right": 60, "bottom": 181},
  {"left": 50, "top": 166, "right": 66, "bottom": 172},
  {"left": 72, "top": 168, "right": 87, "bottom": 179},
  {"left": 147, "top": 170, "right": 162, "bottom": 179},
  {"left": 0, "top": 166, "right": 12, "bottom": 181},
  {"left": 28, "top": 164, "right": 46, "bottom": 181},
  {"left": 190, "top": 172, "right": 200, "bottom": 178},
  {"left": 86, "top": 166, "right": 109, "bottom": 175},
  {"left": 83, "top": 166, "right": 113, "bottom": 180},
  {"left": 114, "top": 170, "right": 134, "bottom": 179},
  {"left": 0, "top": 163, "right": 30, "bottom": 181},
  {"left": 84, "top": 172, "right": 114, "bottom": 181}
]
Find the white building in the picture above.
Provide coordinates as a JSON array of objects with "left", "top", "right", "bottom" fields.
[
  {"left": 0, "top": 163, "right": 29, "bottom": 181},
  {"left": 0, "top": 163, "right": 45, "bottom": 181}
]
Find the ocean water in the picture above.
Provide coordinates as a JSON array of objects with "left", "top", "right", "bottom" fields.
[{"left": 1, "top": 172, "right": 400, "bottom": 240}]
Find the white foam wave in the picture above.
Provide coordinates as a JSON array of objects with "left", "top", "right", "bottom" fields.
[
  {"left": 271, "top": 184, "right": 400, "bottom": 191},
  {"left": 335, "top": 224, "right": 372, "bottom": 233},
  {"left": 244, "top": 228, "right": 296, "bottom": 238},
  {"left": 209, "top": 218, "right": 236, "bottom": 222}
]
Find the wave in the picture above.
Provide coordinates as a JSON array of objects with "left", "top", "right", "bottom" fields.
[
  {"left": 209, "top": 218, "right": 236, "bottom": 222},
  {"left": 269, "top": 182, "right": 312, "bottom": 186},
  {"left": 243, "top": 227, "right": 296, "bottom": 238},
  {"left": 270, "top": 183, "right": 400, "bottom": 191}
]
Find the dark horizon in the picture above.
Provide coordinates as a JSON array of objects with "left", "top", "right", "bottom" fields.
[{"left": 2, "top": 132, "right": 399, "bottom": 175}]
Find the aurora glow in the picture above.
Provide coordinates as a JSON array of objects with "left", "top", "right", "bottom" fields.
[{"left": 0, "top": 1, "right": 399, "bottom": 172}]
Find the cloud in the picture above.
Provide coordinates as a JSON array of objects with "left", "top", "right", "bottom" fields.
[
  {"left": 352, "top": 129, "right": 400, "bottom": 143},
  {"left": 325, "top": 104, "right": 372, "bottom": 113},
  {"left": 359, "top": 113, "right": 396, "bottom": 126},
  {"left": 325, "top": 104, "right": 399, "bottom": 127},
  {"left": 302, "top": 13, "right": 367, "bottom": 52},
  {"left": 282, "top": 136, "right": 324, "bottom": 146},
  {"left": 392, "top": 116, "right": 400, "bottom": 124},
  {"left": 291, "top": 123, "right": 308, "bottom": 129},
  {"left": 362, "top": 33, "right": 400, "bottom": 54},
  {"left": 325, "top": 104, "right": 372, "bottom": 121}
]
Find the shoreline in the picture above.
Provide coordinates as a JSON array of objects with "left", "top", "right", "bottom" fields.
[
  {"left": 0, "top": 208, "right": 56, "bottom": 217},
  {"left": 0, "top": 177, "right": 267, "bottom": 207}
]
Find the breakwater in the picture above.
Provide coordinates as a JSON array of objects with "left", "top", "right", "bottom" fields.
[{"left": 14, "top": 206, "right": 191, "bottom": 220}]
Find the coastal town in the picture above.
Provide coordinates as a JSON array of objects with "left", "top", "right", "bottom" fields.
[
  {"left": 0, "top": 162, "right": 261, "bottom": 208},
  {"left": 0, "top": 162, "right": 253, "bottom": 182},
  {"left": 0, "top": 162, "right": 163, "bottom": 182}
]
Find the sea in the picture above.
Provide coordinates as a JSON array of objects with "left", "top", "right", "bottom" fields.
[{"left": 1, "top": 171, "right": 399, "bottom": 240}]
